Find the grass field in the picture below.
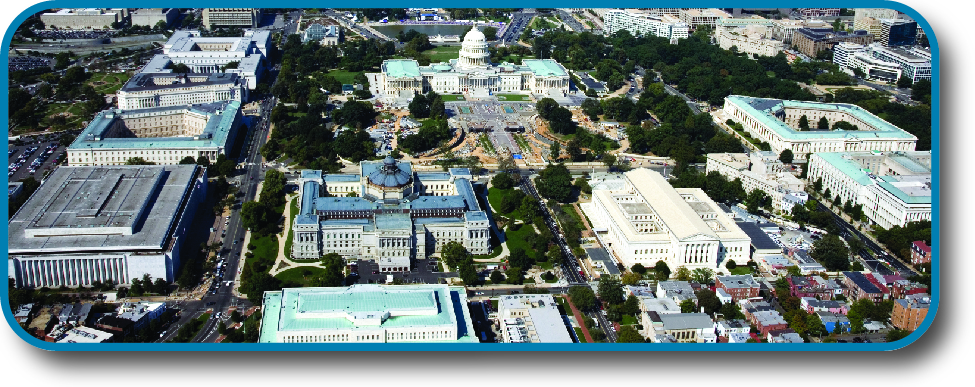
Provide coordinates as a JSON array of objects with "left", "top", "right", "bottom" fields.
[
  {"left": 275, "top": 266, "right": 327, "bottom": 287},
  {"left": 440, "top": 94, "right": 466, "bottom": 101},
  {"left": 422, "top": 45, "right": 462, "bottom": 63},
  {"left": 488, "top": 187, "right": 523, "bottom": 220},
  {"left": 574, "top": 327, "right": 588, "bottom": 343},
  {"left": 730, "top": 266, "right": 754, "bottom": 275},
  {"left": 327, "top": 70, "right": 363, "bottom": 85},
  {"left": 496, "top": 94, "right": 531, "bottom": 101},
  {"left": 282, "top": 198, "right": 298, "bottom": 256},
  {"left": 42, "top": 102, "right": 87, "bottom": 129},
  {"left": 504, "top": 224, "right": 538, "bottom": 261},
  {"left": 621, "top": 315, "right": 639, "bottom": 325},
  {"left": 87, "top": 71, "right": 130, "bottom": 94}
]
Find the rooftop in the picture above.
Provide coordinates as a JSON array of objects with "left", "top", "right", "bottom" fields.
[
  {"left": 68, "top": 101, "right": 241, "bottom": 151},
  {"left": 8, "top": 165, "right": 199, "bottom": 254},
  {"left": 658, "top": 313, "right": 714, "bottom": 330}
]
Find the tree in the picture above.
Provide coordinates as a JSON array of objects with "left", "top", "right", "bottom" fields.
[
  {"left": 679, "top": 299, "right": 696, "bottom": 313},
  {"left": 504, "top": 266, "right": 524, "bottom": 285},
  {"left": 631, "top": 263, "right": 647, "bottom": 275},
  {"left": 568, "top": 285, "right": 596, "bottom": 310},
  {"left": 535, "top": 163, "right": 573, "bottom": 202},
  {"left": 491, "top": 172, "right": 514, "bottom": 190},
  {"left": 654, "top": 261, "right": 671, "bottom": 280},
  {"left": 691, "top": 268, "right": 715, "bottom": 285},
  {"left": 602, "top": 154, "right": 618, "bottom": 170},
  {"left": 695, "top": 289, "right": 722, "bottom": 315},
  {"left": 622, "top": 294, "right": 641, "bottom": 316},
  {"left": 621, "top": 272, "right": 642, "bottom": 286},
  {"left": 125, "top": 157, "right": 155, "bottom": 165},
  {"left": 315, "top": 253, "right": 346, "bottom": 287},
  {"left": 725, "top": 260, "right": 737, "bottom": 270},
  {"left": 673, "top": 266, "right": 692, "bottom": 281},
  {"left": 218, "top": 321, "right": 228, "bottom": 335},
  {"left": 489, "top": 270, "right": 504, "bottom": 284},
  {"left": 810, "top": 234, "right": 851, "bottom": 271},
  {"left": 549, "top": 141, "right": 561, "bottom": 161},
  {"left": 911, "top": 79, "right": 931, "bottom": 103},
  {"left": 597, "top": 276, "right": 625, "bottom": 305},
  {"left": 616, "top": 326, "right": 644, "bottom": 343},
  {"left": 886, "top": 329, "right": 911, "bottom": 342},
  {"left": 720, "top": 302, "right": 745, "bottom": 320},
  {"left": 440, "top": 241, "right": 469, "bottom": 270},
  {"left": 482, "top": 26, "right": 498, "bottom": 41},
  {"left": 817, "top": 116, "right": 830, "bottom": 130},
  {"left": 798, "top": 115, "right": 809, "bottom": 130},
  {"left": 813, "top": 178, "right": 823, "bottom": 193},
  {"left": 896, "top": 76, "right": 913, "bottom": 89},
  {"left": 459, "top": 258, "right": 478, "bottom": 285},
  {"left": 179, "top": 156, "right": 197, "bottom": 164},
  {"left": 779, "top": 149, "right": 794, "bottom": 164},
  {"left": 746, "top": 189, "right": 769, "bottom": 214}
]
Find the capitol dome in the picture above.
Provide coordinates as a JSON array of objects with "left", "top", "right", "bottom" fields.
[
  {"left": 457, "top": 26, "right": 491, "bottom": 69},
  {"left": 367, "top": 156, "right": 413, "bottom": 188}
]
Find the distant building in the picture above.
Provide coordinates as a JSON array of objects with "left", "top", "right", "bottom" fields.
[
  {"left": 581, "top": 169, "right": 751, "bottom": 271},
  {"left": 117, "top": 72, "right": 248, "bottom": 109},
  {"left": 911, "top": 241, "right": 931, "bottom": 266},
  {"left": 706, "top": 152, "right": 806, "bottom": 213},
  {"left": 716, "top": 275, "right": 761, "bottom": 302},
  {"left": 55, "top": 326, "right": 115, "bottom": 343},
  {"left": 715, "top": 20, "right": 785, "bottom": 57},
  {"left": 879, "top": 19, "right": 917, "bottom": 47},
  {"left": 722, "top": 96, "right": 918, "bottom": 160},
  {"left": 892, "top": 294, "right": 930, "bottom": 331},
  {"left": 302, "top": 24, "right": 342, "bottom": 46},
  {"left": 807, "top": 151, "right": 931, "bottom": 229},
  {"left": 67, "top": 101, "right": 243, "bottom": 166},
  {"left": 842, "top": 271, "right": 888, "bottom": 303},
  {"left": 7, "top": 165, "right": 207, "bottom": 288},
  {"left": 258, "top": 284, "right": 479, "bottom": 343},
  {"left": 679, "top": 8, "right": 733, "bottom": 28},
  {"left": 58, "top": 303, "right": 93, "bottom": 326},
  {"left": 41, "top": 8, "right": 126, "bottom": 30},
  {"left": 800, "top": 297, "right": 848, "bottom": 315},
  {"left": 117, "top": 302, "right": 167, "bottom": 331},
  {"left": 644, "top": 312, "right": 716, "bottom": 343},
  {"left": 749, "top": 310, "right": 789, "bottom": 336},
  {"left": 869, "top": 44, "right": 932, "bottom": 83},
  {"left": 202, "top": 8, "right": 260, "bottom": 28},
  {"left": 656, "top": 281, "right": 699, "bottom": 305},
  {"left": 603, "top": 9, "right": 689, "bottom": 42},
  {"left": 141, "top": 30, "right": 272, "bottom": 90},
  {"left": 796, "top": 8, "right": 840, "bottom": 19},
  {"left": 817, "top": 311, "right": 851, "bottom": 333},
  {"left": 131, "top": 8, "right": 180, "bottom": 28},
  {"left": 792, "top": 28, "right": 873, "bottom": 58},
  {"left": 854, "top": 8, "right": 900, "bottom": 23},
  {"left": 14, "top": 303, "right": 35, "bottom": 324},
  {"left": 380, "top": 29, "right": 570, "bottom": 97},
  {"left": 715, "top": 319, "right": 750, "bottom": 337},
  {"left": 833, "top": 42, "right": 903, "bottom": 83},
  {"left": 767, "top": 328, "right": 803, "bottom": 343},
  {"left": 498, "top": 294, "right": 573, "bottom": 343},
  {"left": 769, "top": 19, "right": 829, "bottom": 43}
]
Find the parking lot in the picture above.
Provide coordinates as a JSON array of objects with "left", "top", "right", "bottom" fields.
[
  {"left": 8, "top": 142, "right": 67, "bottom": 182},
  {"left": 350, "top": 258, "right": 457, "bottom": 285}
]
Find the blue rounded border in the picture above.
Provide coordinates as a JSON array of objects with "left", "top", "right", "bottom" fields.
[{"left": 1, "top": 0, "right": 939, "bottom": 352}]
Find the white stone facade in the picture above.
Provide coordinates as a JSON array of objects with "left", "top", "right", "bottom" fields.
[
  {"left": 581, "top": 169, "right": 751, "bottom": 270},
  {"left": 117, "top": 73, "right": 247, "bottom": 110},
  {"left": 706, "top": 152, "right": 806, "bottom": 213},
  {"left": 716, "top": 24, "right": 785, "bottom": 57},
  {"left": 41, "top": 8, "right": 124, "bottom": 30},
  {"left": 604, "top": 9, "right": 689, "bottom": 41},
  {"left": 202, "top": 8, "right": 260, "bottom": 28}
]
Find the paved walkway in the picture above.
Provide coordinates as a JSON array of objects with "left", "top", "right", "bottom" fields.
[
  {"left": 268, "top": 194, "right": 305, "bottom": 276},
  {"left": 563, "top": 295, "right": 594, "bottom": 343}
]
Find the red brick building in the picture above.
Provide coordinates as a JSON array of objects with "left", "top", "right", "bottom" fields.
[
  {"left": 911, "top": 241, "right": 931, "bottom": 266},
  {"left": 716, "top": 275, "right": 761, "bottom": 302},
  {"left": 892, "top": 295, "right": 930, "bottom": 331}
]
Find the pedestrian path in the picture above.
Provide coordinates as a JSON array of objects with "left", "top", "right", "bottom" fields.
[{"left": 563, "top": 294, "right": 594, "bottom": 343}]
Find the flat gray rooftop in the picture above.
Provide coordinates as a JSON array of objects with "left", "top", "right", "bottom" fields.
[
  {"left": 620, "top": 202, "right": 653, "bottom": 215},
  {"left": 8, "top": 165, "right": 199, "bottom": 254}
]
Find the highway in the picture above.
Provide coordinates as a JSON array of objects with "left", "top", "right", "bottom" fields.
[{"left": 518, "top": 174, "right": 617, "bottom": 342}]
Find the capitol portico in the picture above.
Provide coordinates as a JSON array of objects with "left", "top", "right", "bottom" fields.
[{"left": 380, "top": 27, "right": 571, "bottom": 97}]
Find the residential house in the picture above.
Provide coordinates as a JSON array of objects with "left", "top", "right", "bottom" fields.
[
  {"left": 715, "top": 319, "right": 751, "bottom": 337},
  {"left": 751, "top": 310, "right": 789, "bottom": 336},
  {"left": 910, "top": 241, "right": 931, "bottom": 266},
  {"left": 842, "top": 271, "right": 887, "bottom": 303},
  {"left": 800, "top": 297, "right": 849, "bottom": 315},
  {"left": 716, "top": 275, "right": 761, "bottom": 302},
  {"left": 656, "top": 281, "right": 698, "bottom": 305},
  {"left": 817, "top": 311, "right": 851, "bottom": 333},
  {"left": 767, "top": 328, "right": 804, "bottom": 343}
]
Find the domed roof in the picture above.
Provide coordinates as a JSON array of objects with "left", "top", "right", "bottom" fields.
[
  {"left": 464, "top": 27, "right": 485, "bottom": 43},
  {"left": 367, "top": 157, "right": 412, "bottom": 188}
]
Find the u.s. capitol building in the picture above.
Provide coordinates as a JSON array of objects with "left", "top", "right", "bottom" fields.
[
  {"left": 380, "top": 27, "right": 570, "bottom": 96},
  {"left": 292, "top": 157, "right": 490, "bottom": 273}
]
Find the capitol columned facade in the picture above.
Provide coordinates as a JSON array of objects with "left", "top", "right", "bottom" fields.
[{"left": 380, "top": 28, "right": 570, "bottom": 96}]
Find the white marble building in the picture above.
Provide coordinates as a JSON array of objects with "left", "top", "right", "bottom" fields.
[
  {"left": 380, "top": 28, "right": 570, "bottom": 97},
  {"left": 291, "top": 158, "right": 490, "bottom": 272},
  {"left": 581, "top": 169, "right": 751, "bottom": 270}
]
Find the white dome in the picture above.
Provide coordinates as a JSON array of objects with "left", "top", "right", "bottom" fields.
[{"left": 464, "top": 27, "right": 485, "bottom": 43}]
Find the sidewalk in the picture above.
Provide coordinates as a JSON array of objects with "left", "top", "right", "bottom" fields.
[{"left": 563, "top": 295, "right": 594, "bottom": 343}]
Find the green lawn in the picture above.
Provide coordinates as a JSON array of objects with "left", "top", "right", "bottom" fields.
[
  {"left": 544, "top": 276, "right": 559, "bottom": 283},
  {"left": 561, "top": 204, "right": 583, "bottom": 225},
  {"left": 422, "top": 45, "right": 462, "bottom": 63},
  {"left": 282, "top": 198, "right": 298, "bottom": 256},
  {"left": 248, "top": 233, "right": 280, "bottom": 268},
  {"left": 327, "top": 70, "right": 363, "bottom": 85},
  {"left": 621, "top": 315, "right": 639, "bottom": 325},
  {"left": 504, "top": 224, "right": 538, "bottom": 261},
  {"left": 538, "top": 261, "right": 554, "bottom": 270},
  {"left": 574, "top": 327, "right": 589, "bottom": 343},
  {"left": 87, "top": 71, "right": 130, "bottom": 94},
  {"left": 487, "top": 187, "right": 521, "bottom": 219},
  {"left": 491, "top": 300, "right": 499, "bottom": 309},
  {"left": 730, "top": 266, "right": 754, "bottom": 275},
  {"left": 275, "top": 266, "right": 327, "bottom": 287},
  {"left": 440, "top": 94, "right": 466, "bottom": 101},
  {"left": 496, "top": 94, "right": 531, "bottom": 101}
]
